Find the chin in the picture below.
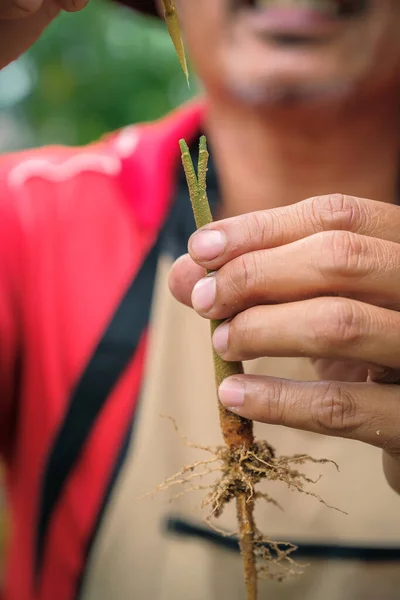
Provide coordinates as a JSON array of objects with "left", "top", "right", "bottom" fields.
[{"left": 226, "top": 78, "right": 355, "bottom": 107}]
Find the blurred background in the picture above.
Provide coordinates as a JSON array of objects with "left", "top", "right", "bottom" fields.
[
  {"left": 0, "top": 0, "right": 196, "bottom": 153},
  {"left": 0, "top": 0, "right": 196, "bottom": 583}
]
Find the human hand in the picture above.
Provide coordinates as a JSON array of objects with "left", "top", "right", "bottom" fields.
[
  {"left": 169, "top": 194, "right": 400, "bottom": 491},
  {"left": 0, "top": 0, "right": 88, "bottom": 70}
]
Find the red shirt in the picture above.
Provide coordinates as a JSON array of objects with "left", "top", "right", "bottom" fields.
[{"left": 0, "top": 100, "right": 204, "bottom": 600}]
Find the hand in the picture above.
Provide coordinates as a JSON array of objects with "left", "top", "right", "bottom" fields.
[
  {"left": 169, "top": 194, "right": 400, "bottom": 492},
  {"left": 0, "top": 0, "right": 88, "bottom": 70}
]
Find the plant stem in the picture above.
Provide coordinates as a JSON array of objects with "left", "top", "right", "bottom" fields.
[{"left": 180, "top": 136, "right": 258, "bottom": 600}]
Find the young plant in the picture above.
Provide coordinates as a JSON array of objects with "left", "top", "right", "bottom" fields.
[
  {"left": 180, "top": 137, "right": 259, "bottom": 598},
  {"left": 176, "top": 136, "right": 340, "bottom": 600}
]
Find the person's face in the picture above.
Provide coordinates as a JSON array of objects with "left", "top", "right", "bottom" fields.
[{"left": 176, "top": 0, "right": 400, "bottom": 106}]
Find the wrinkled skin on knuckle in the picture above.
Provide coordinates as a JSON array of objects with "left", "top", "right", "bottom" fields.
[
  {"left": 376, "top": 239, "right": 400, "bottom": 277},
  {"left": 225, "top": 255, "right": 250, "bottom": 300},
  {"left": 317, "top": 230, "right": 367, "bottom": 280},
  {"left": 228, "top": 309, "right": 258, "bottom": 360},
  {"left": 310, "top": 297, "right": 365, "bottom": 351},
  {"left": 226, "top": 252, "right": 265, "bottom": 307},
  {"left": 246, "top": 211, "right": 272, "bottom": 249},
  {"left": 308, "top": 194, "right": 363, "bottom": 233},
  {"left": 258, "top": 378, "right": 288, "bottom": 425},
  {"left": 311, "top": 382, "right": 361, "bottom": 434}
]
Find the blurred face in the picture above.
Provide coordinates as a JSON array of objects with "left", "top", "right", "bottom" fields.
[{"left": 175, "top": 0, "right": 400, "bottom": 105}]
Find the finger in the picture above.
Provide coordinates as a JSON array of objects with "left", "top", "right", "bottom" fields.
[
  {"left": 217, "top": 374, "right": 400, "bottom": 450},
  {"left": 0, "top": 0, "right": 59, "bottom": 68},
  {"left": 0, "top": 0, "right": 42, "bottom": 19},
  {"left": 383, "top": 452, "right": 400, "bottom": 494},
  {"left": 212, "top": 297, "right": 400, "bottom": 369},
  {"left": 56, "top": 0, "right": 88, "bottom": 13},
  {"left": 190, "top": 232, "right": 400, "bottom": 319},
  {"left": 168, "top": 253, "right": 205, "bottom": 308},
  {"left": 188, "top": 195, "right": 400, "bottom": 270},
  {"left": 368, "top": 367, "right": 400, "bottom": 384}
]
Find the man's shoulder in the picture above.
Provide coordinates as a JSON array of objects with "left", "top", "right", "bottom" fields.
[{"left": 0, "top": 100, "right": 205, "bottom": 237}]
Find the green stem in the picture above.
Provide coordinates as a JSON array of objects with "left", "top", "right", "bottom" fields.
[
  {"left": 180, "top": 137, "right": 212, "bottom": 230},
  {"left": 180, "top": 136, "right": 257, "bottom": 600},
  {"left": 179, "top": 136, "right": 254, "bottom": 445}
]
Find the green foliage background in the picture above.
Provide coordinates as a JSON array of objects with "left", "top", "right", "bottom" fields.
[{"left": 0, "top": 1, "right": 196, "bottom": 151}]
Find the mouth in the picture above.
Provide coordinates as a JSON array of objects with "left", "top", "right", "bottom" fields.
[{"left": 230, "top": 0, "right": 370, "bottom": 42}]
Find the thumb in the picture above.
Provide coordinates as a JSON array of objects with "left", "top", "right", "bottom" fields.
[{"left": 0, "top": 0, "right": 59, "bottom": 69}]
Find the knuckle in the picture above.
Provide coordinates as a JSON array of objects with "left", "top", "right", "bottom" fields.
[
  {"left": 246, "top": 211, "right": 268, "bottom": 248},
  {"left": 246, "top": 210, "right": 284, "bottom": 249},
  {"left": 226, "top": 255, "right": 252, "bottom": 300},
  {"left": 311, "top": 297, "right": 365, "bottom": 348},
  {"left": 229, "top": 308, "right": 259, "bottom": 359},
  {"left": 308, "top": 194, "right": 362, "bottom": 232},
  {"left": 312, "top": 382, "right": 359, "bottom": 433},
  {"left": 317, "top": 230, "right": 366, "bottom": 278},
  {"left": 227, "top": 252, "right": 264, "bottom": 304},
  {"left": 260, "top": 378, "right": 288, "bottom": 425},
  {"left": 229, "top": 312, "right": 248, "bottom": 354}
]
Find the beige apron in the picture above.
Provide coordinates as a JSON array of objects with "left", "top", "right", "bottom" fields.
[{"left": 82, "top": 257, "right": 400, "bottom": 599}]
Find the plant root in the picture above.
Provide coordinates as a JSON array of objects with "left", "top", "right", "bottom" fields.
[{"left": 144, "top": 419, "right": 343, "bottom": 582}]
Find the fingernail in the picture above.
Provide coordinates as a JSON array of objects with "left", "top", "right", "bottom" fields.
[
  {"left": 219, "top": 378, "right": 245, "bottom": 408},
  {"left": 191, "top": 274, "right": 216, "bottom": 313},
  {"left": 212, "top": 321, "right": 230, "bottom": 355},
  {"left": 190, "top": 229, "right": 226, "bottom": 261}
]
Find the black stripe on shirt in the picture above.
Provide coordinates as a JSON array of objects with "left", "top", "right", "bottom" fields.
[
  {"left": 75, "top": 406, "right": 135, "bottom": 599},
  {"left": 35, "top": 238, "right": 161, "bottom": 582},
  {"left": 165, "top": 517, "right": 400, "bottom": 562}
]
